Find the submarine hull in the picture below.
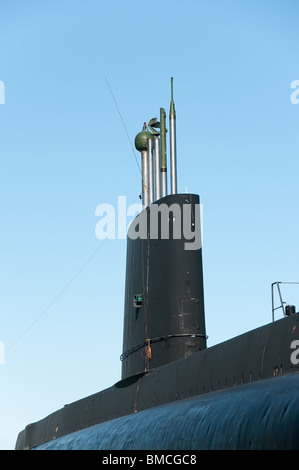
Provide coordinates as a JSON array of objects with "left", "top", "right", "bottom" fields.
[
  {"left": 16, "top": 311, "right": 299, "bottom": 450},
  {"left": 32, "top": 373, "right": 299, "bottom": 450},
  {"left": 15, "top": 79, "right": 299, "bottom": 450}
]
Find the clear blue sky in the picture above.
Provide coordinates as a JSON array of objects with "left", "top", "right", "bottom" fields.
[{"left": 1, "top": 0, "right": 299, "bottom": 449}]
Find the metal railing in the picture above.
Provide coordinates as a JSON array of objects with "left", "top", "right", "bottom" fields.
[{"left": 271, "top": 281, "right": 299, "bottom": 322}]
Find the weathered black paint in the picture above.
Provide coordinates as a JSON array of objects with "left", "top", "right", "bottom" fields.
[
  {"left": 32, "top": 372, "right": 299, "bottom": 450},
  {"left": 15, "top": 192, "right": 299, "bottom": 450},
  {"left": 122, "top": 194, "right": 206, "bottom": 379},
  {"left": 15, "top": 310, "right": 299, "bottom": 449}
]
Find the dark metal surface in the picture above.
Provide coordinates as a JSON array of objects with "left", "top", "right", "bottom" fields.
[
  {"left": 15, "top": 311, "right": 299, "bottom": 450},
  {"left": 33, "top": 372, "right": 299, "bottom": 450},
  {"left": 121, "top": 194, "right": 206, "bottom": 379},
  {"left": 15, "top": 78, "right": 299, "bottom": 450},
  {"left": 15, "top": 192, "right": 299, "bottom": 450}
]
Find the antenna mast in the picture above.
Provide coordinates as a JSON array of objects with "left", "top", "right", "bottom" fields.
[{"left": 169, "top": 77, "right": 177, "bottom": 194}]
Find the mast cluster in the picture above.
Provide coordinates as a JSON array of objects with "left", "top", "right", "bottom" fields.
[{"left": 134, "top": 77, "right": 177, "bottom": 207}]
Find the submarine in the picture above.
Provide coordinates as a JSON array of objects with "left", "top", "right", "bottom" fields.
[{"left": 16, "top": 79, "right": 299, "bottom": 450}]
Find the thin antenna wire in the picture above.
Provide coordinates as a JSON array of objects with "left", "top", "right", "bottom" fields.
[
  {"left": 6, "top": 239, "right": 108, "bottom": 354},
  {"left": 6, "top": 79, "right": 142, "bottom": 354},
  {"left": 105, "top": 76, "right": 141, "bottom": 174},
  {"left": 6, "top": 195, "right": 141, "bottom": 354}
]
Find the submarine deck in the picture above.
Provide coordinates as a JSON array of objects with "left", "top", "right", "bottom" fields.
[{"left": 16, "top": 312, "right": 299, "bottom": 449}]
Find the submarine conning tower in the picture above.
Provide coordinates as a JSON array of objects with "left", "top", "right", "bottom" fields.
[{"left": 121, "top": 79, "right": 207, "bottom": 380}]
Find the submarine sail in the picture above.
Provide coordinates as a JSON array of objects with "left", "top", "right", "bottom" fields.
[{"left": 15, "top": 79, "right": 299, "bottom": 451}]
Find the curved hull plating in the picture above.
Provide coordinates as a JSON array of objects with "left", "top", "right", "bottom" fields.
[
  {"left": 16, "top": 311, "right": 299, "bottom": 450},
  {"left": 33, "top": 373, "right": 299, "bottom": 450}
]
